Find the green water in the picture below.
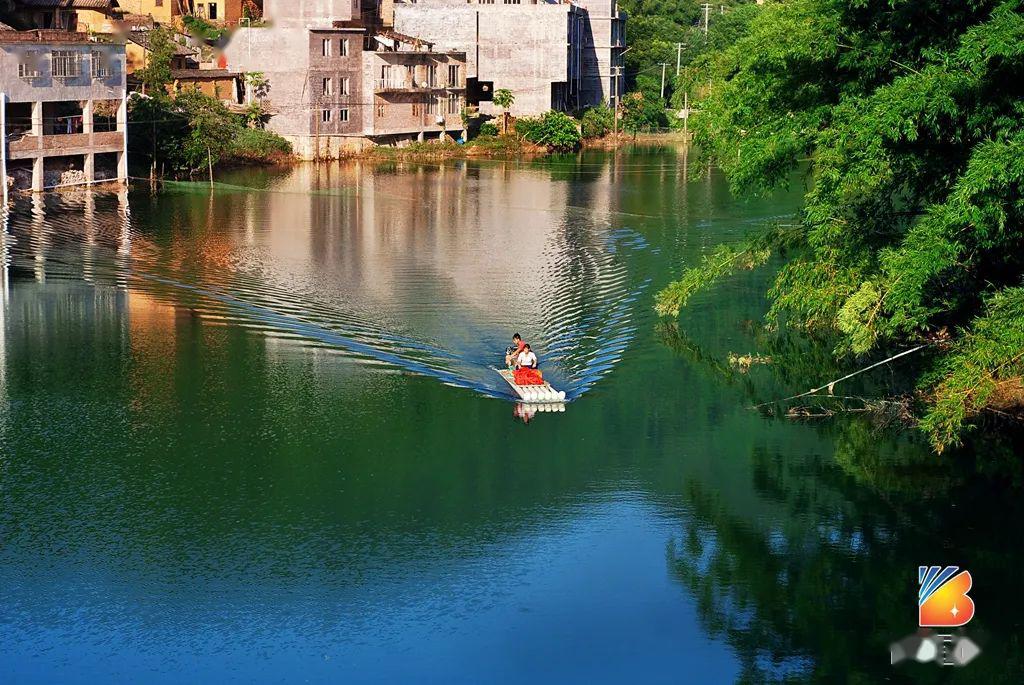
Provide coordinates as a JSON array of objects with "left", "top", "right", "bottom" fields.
[{"left": 1, "top": 147, "right": 1021, "bottom": 683}]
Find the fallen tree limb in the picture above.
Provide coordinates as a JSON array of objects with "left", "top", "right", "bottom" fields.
[{"left": 753, "top": 344, "right": 930, "bottom": 409}]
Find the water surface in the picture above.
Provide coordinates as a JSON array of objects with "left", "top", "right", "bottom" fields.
[{"left": 1, "top": 148, "right": 1022, "bottom": 683}]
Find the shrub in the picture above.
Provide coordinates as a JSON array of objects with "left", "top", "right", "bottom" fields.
[
  {"left": 229, "top": 128, "right": 292, "bottom": 161},
  {"left": 518, "top": 110, "right": 581, "bottom": 152},
  {"left": 580, "top": 104, "right": 614, "bottom": 139},
  {"left": 477, "top": 121, "right": 499, "bottom": 137},
  {"left": 514, "top": 116, "right": 541, "bottom": 140},
  {"left": 621, "top": 91, "right": 669, "bottom": 133}
]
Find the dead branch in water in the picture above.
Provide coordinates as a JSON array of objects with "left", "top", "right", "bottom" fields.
[{"left": 753, "top": 344, "right": 930, "bottom": 410}]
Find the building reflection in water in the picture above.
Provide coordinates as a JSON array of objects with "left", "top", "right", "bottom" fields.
[{"left": 1, "top": 156, "right": 648, "bottom": 403}]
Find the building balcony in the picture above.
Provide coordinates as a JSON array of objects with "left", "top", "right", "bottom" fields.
[
  {"left": 6, "top": 131, "right": 125, "bottom": 160},
  {"left": 375, "top": 80, "right": 464, "bottom": 93}
]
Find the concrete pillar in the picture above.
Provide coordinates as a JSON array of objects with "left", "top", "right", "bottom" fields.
[
  {"left": 83, "top": 99, "right": 94, "bottom": 134},
  {"left": 417, "top": 130, "right": 424, "bottom": 142},
  {"left": 84, "top": 152, "right": 95, "bottom": 184},
  {"left": 1, "top": 91, "right": 7, "bottom": 205},
  {"left": 117, "top": 93, "right": 128, "bottom": 181},
  {"left": 116, "top": 94, "right": 127, "bottom": 133},
  {"left": 31, "top": 100, "right": 42, "bottom": 137},
  {"left": 31, "top": 156, "right": 43, "bottom": 192},
  {"left": 438, "top": 130, "right": 445, "bottom": 141}
]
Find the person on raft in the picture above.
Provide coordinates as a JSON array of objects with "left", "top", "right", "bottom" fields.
[
  {"left": 505, "top": 333, "right": 526, "bottom": 367},
  {"left": 516, "top": 344, "right": 538, "bottom": 370}
]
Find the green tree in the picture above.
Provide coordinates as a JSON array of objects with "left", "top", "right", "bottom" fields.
[
  {"left": 174, "top": 89, "right": 242, "bottom": 175},
  {"left": 580, "top": 104, "right": 614, "bottom": 139},
  {"left": 656, "top": 0, "right": 1024, "bottom": 451},
  {"left": 493, "top": 88, "right": 515, "bottom": 133},
  {"left": 620, "top": 91, "right": 668, "bottom": 133},
  {"left": 138, "top": 26, "right": 176, "bottom": 94},
  {"left": 518, "top": 110, "right": 581, "bottom": 152}
]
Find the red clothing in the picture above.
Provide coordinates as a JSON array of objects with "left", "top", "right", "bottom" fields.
[{"left": 514, "top": 368, "right": 544, "bottom": 385}]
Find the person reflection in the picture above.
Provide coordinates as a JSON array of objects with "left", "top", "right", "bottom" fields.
[{"left": 513, "top": 403, "right": 537, "bottom": 424}]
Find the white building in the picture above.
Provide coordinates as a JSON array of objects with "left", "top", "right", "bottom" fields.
[
  {"left": 1, "top": 29, "right": 127, "bottom": 193},
  {"left": 392, "top": 0, "right": 625, "bottom": 117}
]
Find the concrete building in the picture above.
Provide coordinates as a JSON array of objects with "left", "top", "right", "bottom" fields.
[
  {"left": 9, "top": 0, "right": 121, "bottom": 33},
  {"left": 226, "top": 1, "right": 467, "bottom": 158},
  {"left": 391, "top": 0, "right": 625, "bottom": 117},
  {"left": 1, "top": 30, "right": 127, "bottom": 193},
  {"left": 117, "top": 0, "right": 251, "bottom": 25}
]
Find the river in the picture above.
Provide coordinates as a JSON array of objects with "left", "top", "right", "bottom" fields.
[{"left": 1, "top": 147, "right": 1021, "bottom": 683}]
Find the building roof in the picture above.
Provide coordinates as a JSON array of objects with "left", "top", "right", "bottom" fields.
[
  {"left": 128, "top": 30, "right": 195, "bottom": 57},
  {"left": 0, "top": 29, "right": 122, "bottom": 44},
  {"left": 0, "top": 22, "right": 15, "bottom": 31},
  {"left": 170, "top": 69, "right": 241, "bottom": 80},
  {"left": 15, "top": 0, "right": 116, "bottom": 8}
]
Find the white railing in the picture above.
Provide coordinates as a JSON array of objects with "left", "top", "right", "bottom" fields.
[{"left": 376, "top": 77, "right": 408, "bottom": 91}]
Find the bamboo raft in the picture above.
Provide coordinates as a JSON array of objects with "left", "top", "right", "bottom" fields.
[{"left": 497, "top": 369, "right": 566, "bottom": 408}]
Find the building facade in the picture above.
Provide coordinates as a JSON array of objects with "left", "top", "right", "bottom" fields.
[
  {"left": 226, "top": 2, "right": 467, "bottom": 158},
  {"left": 10, "top": 0, "right": 120, "bottom": 33},
  {"left": 117, "top": 0, "right": 250, "bottom": 25},
  {"left": 391, "top": 0, "right": 625, "bottom": 116},
  {"left": 1, "top": 30, "right": 128, "bottom": 193}
]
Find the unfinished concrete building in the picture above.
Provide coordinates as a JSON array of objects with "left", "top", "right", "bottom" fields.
[
  {"left": 1, "top": 30, "right": 128, "bottom": 193},
  {"left": 225, "top": 0, "right": 467, "bottom": 158},
  {"left": 391, "top": 0, "right": 625, "bottom": 117}
]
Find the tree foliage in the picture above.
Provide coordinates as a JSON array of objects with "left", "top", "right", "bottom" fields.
[
  {"left": 515, "top": 111, "right": 581, "bottom": 151},
  {"left": 580, "top": 104, "right": 614, "bottom": 139},
  {"left": 138, "top": 26, "right": 176, "bottom": 93},
  {"left": 620, "top": 91, "right": 669, "bottom": 132},
  {"left": 657, "top": 0, "right": 1024, "bottom": 451},
  {"left": 619, "top": 0, "right": 756, "bottom": 103}
]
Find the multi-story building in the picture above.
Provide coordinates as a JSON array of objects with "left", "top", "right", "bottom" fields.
[
  {"left": 391, "top": 0, "right": 625, "bottom": 116},
  {"left": 226, "top": 1, "right": 467, "bottom": 158},
  {"left": 574, "top": 0, "right": 626, "bottom": 108},
  {"left": 1, "top": 30, "right": 127, "bottom": 193},
  {"left": 9, "top": 0, "right": 121, "bottom": 33},
  {"left": 117, "top": 0, "right": 251, "bottom": 25}
]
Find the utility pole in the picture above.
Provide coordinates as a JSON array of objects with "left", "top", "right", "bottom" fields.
[
  {"left": 612, "top": 65, "right": 620, "bottom": 138},
  {"left": 676, "top": 42, "right": 685, "bottom": 76},
  {"left": 660, "top": 62, "right": 667, "bottom": 99},
  {"left": 683, "top": 91, "right": 689, "bottom": 140},
  {"left": 613, "top": 46, "right": 632, "bottom": 141},
  {"left": 702, "top": 3, "right": 711, "bottom": 41}
]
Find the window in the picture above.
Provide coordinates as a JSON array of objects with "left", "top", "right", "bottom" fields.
[
  {"left": 412, "top": 102, "right": 422, "bottom": 117},
  {"left": 503, "top": 0, "right": 521, "bottom": 4},
  {"left": 322, "top": 39, "right": 332, "bottom": 57},
  {"left": 322, "top": 77, "right": 333, "bottom": 96},
  {"left": 321, "top": 109, "right": 332, "bottom": 123},
  {"left": 376, "top": 103, "right": 387, "bottom": 118},
  {"left": 339, "top": 109, "right": 349, "bottom": 123},
  {"left": 196, "top": 3, "right": 206, "bottom": 17},
  {"left": 447, "top": 93, "right": 461, "bottom": 115},
  {"left": 426, "top": 99, "right": 438, "bottom": 115},
  {"left": 426, "top": 65, "right": 437, "bottom": 88},
  {"left": 51, "top": 50, "right": 81, "bottom": 79},
  {"left": 91, "top": 50, "right": 110, "bottom": 79},
  {"left": 340, "top": 39, "right": 349, "bottom": 57},
  {"left": 447, "top": 64, "right": 460, "bottom": 87},
  {"left": 208, "top": 2, "right": 218, "bottom": 20},
  {"left": 18, "top": 52, "right": 42, "bottom": 79},
  {"left": 339, "top": 77, "right": 349, "bottom": 96}
]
